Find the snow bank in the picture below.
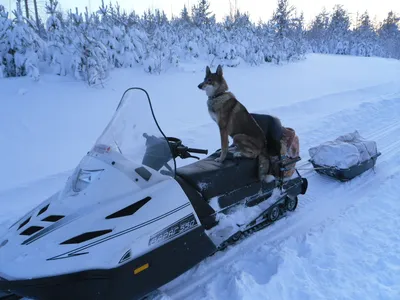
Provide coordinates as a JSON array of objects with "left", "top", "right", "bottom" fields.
[{"left": 308, "top": 131, "right": 378, "bottom": 169}]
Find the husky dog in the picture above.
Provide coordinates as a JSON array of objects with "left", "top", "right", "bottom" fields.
[{"left": 197, "top": 64, "right": 277, "bottom": 182}]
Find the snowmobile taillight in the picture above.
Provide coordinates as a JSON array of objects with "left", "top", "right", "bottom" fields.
[{"left": 73, "top": 169, "right": 104, "bottom": 192}]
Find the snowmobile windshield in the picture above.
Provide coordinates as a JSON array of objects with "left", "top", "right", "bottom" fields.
[{"left": 94, "top": 88, "right": 176, "bottom": 177}]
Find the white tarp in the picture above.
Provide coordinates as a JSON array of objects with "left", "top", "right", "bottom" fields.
[{"left": 308, "top": 131, "right": 378, "bottom": 169}]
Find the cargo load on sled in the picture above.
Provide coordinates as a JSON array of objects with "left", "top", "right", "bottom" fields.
[{"left": 308, "top": 130, "right": 381, "bottom": 181}]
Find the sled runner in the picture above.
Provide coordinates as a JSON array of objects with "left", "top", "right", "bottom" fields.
[{"left": 0, "top": 88, "right": 307, "bottom": 300}]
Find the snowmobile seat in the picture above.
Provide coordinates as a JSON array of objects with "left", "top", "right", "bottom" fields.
[
  {"left": 176, "top": 114, "right": 285, "bottom": 200},
  {"left": 176, "top": 149, "right": 259, "bottom": 200},
  {"left": 176, "top": 114, "right": 286, "bottom": 200}
]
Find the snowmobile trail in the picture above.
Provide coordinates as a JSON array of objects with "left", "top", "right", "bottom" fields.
[
  {"left": 263, "top": 81, "right": 400, "bottom": 128},
  {"left": 2, "top": 94, "right": 400, "bottom": 300},
  {"left": 158, "top": 97, "right": 400, "bottom": 299}
]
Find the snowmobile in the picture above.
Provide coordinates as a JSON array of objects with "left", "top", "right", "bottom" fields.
[{"left": 0, "top": 87, "right": 308, "bottom": 300}]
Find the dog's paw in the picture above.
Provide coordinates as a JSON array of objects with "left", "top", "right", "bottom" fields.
[
  {"left": 262, "top": 175, "right": 275, "bottom": 183},
  {"left": 215, "top": 157, "right": 225, "bottom": 163}
]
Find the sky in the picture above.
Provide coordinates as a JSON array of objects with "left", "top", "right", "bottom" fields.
[{"left": 1, "top": 0, "right": 399, "bottom": 25}]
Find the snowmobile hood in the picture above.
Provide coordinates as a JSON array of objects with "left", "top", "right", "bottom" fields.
[
  {"left": 0, "top": 88, "right": 195, "bottom": 280},
  {"left": 0, "top": 166, "right": 192, "bottom": 280}
]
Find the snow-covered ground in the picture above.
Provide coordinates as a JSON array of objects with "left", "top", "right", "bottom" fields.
[{"left": 1, "top": 53, "right": 400, "bottom": 299}]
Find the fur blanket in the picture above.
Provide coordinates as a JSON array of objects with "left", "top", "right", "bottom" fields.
[{"left": 269, "top": 126, "right": 300, "bottom": 178}]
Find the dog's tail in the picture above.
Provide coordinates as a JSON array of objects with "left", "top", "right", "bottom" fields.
[{"left": 258, "top": 149, "right": 274, "bottom": 183}]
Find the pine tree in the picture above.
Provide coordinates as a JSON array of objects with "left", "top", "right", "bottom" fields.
[
  {"left": 352, "top": 11, "right": 379, "bottom": 57},
  {"left": 69, "top": 7, "right": 109, "bottom": 85},
  {"left": 0, "top": 5, "right": 11, "bottom": 78},
  {"left": 0, "top": 0, "right": 44, "bottom": 79},
  {"left": 327, "top": 5, "right": 351, "bottom": 54},
  {"left": 45, "top": 0, "right": 67, "bottom": 75},
  {"left": 306, "top": 8, "right": 330, "bottom": 53},
  {"left": 270, "top": 0, "right": 304, "bottom": 63},
  {"left": 378, "top": 11, "right": 400, "bottom": 59},
  {"left": 191, "top": 0, "right": 214, "bottom": 28}
]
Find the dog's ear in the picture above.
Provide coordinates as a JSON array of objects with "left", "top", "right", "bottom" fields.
[
  {"left": 216, "top": 65, "right": 223, "bottom": 77},
  {"left": 206, "top": 66, "right": 211, "bottom": 76}
]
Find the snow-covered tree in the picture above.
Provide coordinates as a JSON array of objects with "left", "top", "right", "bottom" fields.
[
  {"left": 289, "top": 11, "right": 307, "bottom": 58},
  {"left": 307, "top": 9, "right": 331, "bottom": 53},
  {"left": 180, "top": 5, "right": 191, "bottom": 24},
  {"left": 269, "top": 0, "right": 305, "bottom": 64},
  {"left": 0, "top": 0, "right": 44, "bottom": 79},
  {"left": 327, "top": 5, "right": 351, "bottom": 55},
  {"left": 96, "top": 0, "right": 129, "bottom": 68},
  {"left": 352, "top": 11, "right": 380, "bottom": 57},
  {"left": 45, "top": 0, "right": 68, "bottom": 75},
  {"left": 191, "top": 0, "right": 214, "bottom": 28},
  {"left": 378, "top": 11, "right": 400, "bottom": 59},
  {"left": 69, "top": 8, "right": 109, "bottom": 85},
  {"left": 1, "top": 0, "right": 399, "bottom": 85},
  {"left": 0, "top": 5, "right": 11, "bottom": 78}
]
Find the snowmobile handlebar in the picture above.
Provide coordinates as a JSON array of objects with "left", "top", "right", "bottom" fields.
[
  {"left": 142, "top": 133, "right": 208, "bottom": 161},
  {"left": 186, "top": 148, "right": 209, "bottom": 155},
  {"left": 175, "top": 145, "right": 208, "bottom": 160}
]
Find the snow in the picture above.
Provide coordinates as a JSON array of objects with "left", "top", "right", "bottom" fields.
[
  {"left": 309, "top": 130, "right": 379, "bottom": 168},
  {"left": 207, "top": 188, "right": 283, "bottom": 246},
  {"left": 1, "top": 53, "right": 400, "bottom": 299}
]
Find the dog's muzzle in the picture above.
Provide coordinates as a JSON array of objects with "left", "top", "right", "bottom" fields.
[{"left": 198, "top": 82, "right": 205, "bottom": 89}]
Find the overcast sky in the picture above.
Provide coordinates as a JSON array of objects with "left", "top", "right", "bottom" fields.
[{"left": 1, "top": 0, "right": 399, "bottom": 25}]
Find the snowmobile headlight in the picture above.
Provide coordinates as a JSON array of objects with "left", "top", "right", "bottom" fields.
[{"left": 73, "top": 169, "right": 104, "bottom": 192}]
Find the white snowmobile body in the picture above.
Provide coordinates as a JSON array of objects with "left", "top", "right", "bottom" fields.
[{"left": 0, "top": 88, "right": 307, "bottom": 300}]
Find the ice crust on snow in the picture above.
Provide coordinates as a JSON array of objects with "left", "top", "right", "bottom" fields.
[{"left": 308, "top": 131, "right": 378, "bottom": 169}]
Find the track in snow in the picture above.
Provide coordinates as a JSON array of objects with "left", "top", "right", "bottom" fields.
[
  {"left": 156, "top": 96, "right": 400, "bottom": 300},
  {"left": 2, "top": 92, "right": 400, "bottom": 300}
]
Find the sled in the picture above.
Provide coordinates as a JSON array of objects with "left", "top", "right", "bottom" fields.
[
  {"left": 309, "top": 152, "right": 381, "bottom": 182},
  {"left": 308, "top": 131, "right": 381, "bottom": 181}
]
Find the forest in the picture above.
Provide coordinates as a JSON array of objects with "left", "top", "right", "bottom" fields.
[{"left": 0, "top": 0, "right": 399, "bottom": 85}]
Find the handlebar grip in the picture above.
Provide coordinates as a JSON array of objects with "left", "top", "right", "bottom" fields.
[{"left": 187, "top": 147, "right": 208, "bottom": 155}]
